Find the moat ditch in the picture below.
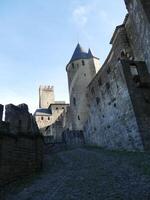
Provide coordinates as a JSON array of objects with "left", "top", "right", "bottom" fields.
[{"left": 2, "top": 146, "right": 150, "bottom": 200}]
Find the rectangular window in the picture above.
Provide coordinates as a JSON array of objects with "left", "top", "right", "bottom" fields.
[{"left": 73, "top": 97, "right": 76, "bottom": 106}]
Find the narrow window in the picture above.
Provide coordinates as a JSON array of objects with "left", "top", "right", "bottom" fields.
[
  {"left": 107, "top": 67, "right": 111, "bottom": 74},
  {"left": 72, "top": 63, "right": 75, "bottom": 68},
  {"left": 106, "top": 82, "right": 110, "bottom": 90},
  {"left": 78, "top": 115, "right": 80, "bottom": 120},
  {"left": 56, "top": 107, "right": 58, "bottom": 110},
  {"left": 48, "top": 117, "right": 50, "bottom": 120},
  {"left": 62, "top": 107, "right": 64, "bottom": 109},
  {"left": 96, "top": 97, "right": 100, "bottom": 105},
  {"left": 82, "top": 60, "right": 85, "bottom": 66},
  {"left": 73, "top": 97, "right": 76, "bottom": 106},
  {"left": 84, "top": 73, "right": 86, "bottom": 77},
  {"left": 41, "top": 116, "right": 43, "bottom": 120},
  {"left": 98, "top": 77, "right": 102, "bottom": 86},
  {"left": 91, "top": 87, "right": 95, "bottom": 95}
]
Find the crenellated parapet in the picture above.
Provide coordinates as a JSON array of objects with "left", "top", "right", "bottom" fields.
[
  {"left": 0, "top": 103, "right": 39, "bottom": 135},
  {"left": 39, "top": 85, "right": 54, "bottom": 91}
]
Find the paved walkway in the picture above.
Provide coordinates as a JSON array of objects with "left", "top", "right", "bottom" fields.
[{"left": 5, "top": 147, "right": 150, "bottom": 200}]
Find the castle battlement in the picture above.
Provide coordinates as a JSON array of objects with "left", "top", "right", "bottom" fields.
[{"left": 39, "top": 85, "right": 54, "bottom": 91}]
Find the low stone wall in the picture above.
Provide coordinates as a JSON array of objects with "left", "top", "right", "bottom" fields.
[
  {"left": 0, "top": 133, "right": 43, "bottom": 186},
  {"left": 0, "top": 103, "right": 43, "bottom": 187},
  {"left": 62, "top": 130, "right": 85, "bottom": 146}
]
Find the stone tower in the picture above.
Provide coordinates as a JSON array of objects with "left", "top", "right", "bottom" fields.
[
  {"left": 66, "top": 43, "right": 100, "bottom": 130},
  {"left": 39, "top": 85, "right": 55, "bottom": 109}
]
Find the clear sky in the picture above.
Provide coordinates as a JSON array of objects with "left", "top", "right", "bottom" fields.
[{"left": 0, "top": 0, "right": 127, "bottom": 113}]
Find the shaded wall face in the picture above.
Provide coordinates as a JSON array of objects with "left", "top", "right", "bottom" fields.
[
  {"left": 125, "top": 0, "right": 150, "bottom": 72},
  {"left": 121, "top": 60, "right": 150, "bottom": 150},
  {"left": 0, "top": 103, "right": 43, "bottom": 187},
  {"left": 83, "top": 23, "right": 146, "bottom": 151},
  {"left": 0, "top": 135, "right": 43, "bottom": 187},
  {"left": 67, "top": 58, "right": 100, "bottom": 130},
  {"left": 84, "top": 61, "right": 143, "bottom": 151}
]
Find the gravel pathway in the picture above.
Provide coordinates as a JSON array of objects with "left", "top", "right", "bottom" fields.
[{"left": 4, "top": 147, "right": 150, "bottom": 200}]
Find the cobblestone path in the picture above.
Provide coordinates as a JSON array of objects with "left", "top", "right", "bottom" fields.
[{"left": 5, "top": 147, "right": 150, "bottom": 200}]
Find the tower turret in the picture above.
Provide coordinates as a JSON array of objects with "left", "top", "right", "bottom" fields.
[{"left": 66, "top": 43, "right": 100, "bottom": 130}]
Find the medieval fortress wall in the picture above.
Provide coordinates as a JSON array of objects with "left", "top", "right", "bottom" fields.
[
  {"left": 35, "top": 0, "right": 150, "bottom": 151},
  {"left": 83, "top": 0, "right": 150, "bottom": 151}
]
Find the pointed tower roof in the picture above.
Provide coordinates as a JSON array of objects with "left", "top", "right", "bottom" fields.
[
  {"left": 88, "top": 48, "right": 94, "bottom": 58},
  {"left": 67, "top": 43, "right": 99, "bottom": 68},
  {"left": 69, "top": 43, "right": 88, "bottom": 63}
]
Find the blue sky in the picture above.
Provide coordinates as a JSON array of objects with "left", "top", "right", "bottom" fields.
[{"left": 0, "top": 0, "right": 127, "bottom": 113}]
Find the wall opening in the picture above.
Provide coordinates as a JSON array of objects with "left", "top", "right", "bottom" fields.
[
  {"left": 96, "top": 97, "right": 100, "bottom": 105},
  {"left": 91, "top": 87, "right": 95, "bottom": 95},
  {"left": 73, "top": 97, "right": 76, "bottom": 106},
  {"left": 98, "top": 77, "right": 102, "bottom": 86},
  {"left": 72, "top": 63, "right": 75, "bottom": 68}
]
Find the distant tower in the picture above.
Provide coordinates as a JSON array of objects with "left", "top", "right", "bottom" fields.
[
  {"left": 66, "top": 43, "right": 100, "bottom": 130},
  {"left": 39, "top": 85, "right": 55, "bottom": 108}
]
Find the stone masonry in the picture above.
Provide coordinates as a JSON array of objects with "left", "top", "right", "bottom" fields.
[
  {"left": 0, "top": 104, "right": 43, "bottom": 187},
  {"left": 83, "top": 0, "right": 150, "bottom": 151}
]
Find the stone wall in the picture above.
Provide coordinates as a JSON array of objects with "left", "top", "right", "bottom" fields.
[
  {"left": 44, "top": 117, "right": 64, "bottom": 143},
  {"left": 0, "top": 134, "right": 43, "bottom": 186},
  {"left": 84, "top": 59, "right": 144, "bottom": 151},
  {"left": 83, "top": 1, "right": 150, "bottom": 151},
  {"left": 62, "top": 130, "right": 85, "bottom": 146},
  {"left": 83, "top": 10, "right": 150, "bottom": 151},
  {"left": 0, "top": 104, "right": 43, "bottom": 187},
  {"left": 5, "top": 103, "right": 39, "bottom": 135},
  {"left": 121, "top": 60, "right": 150, "bottom": 150},
  {"left": 125, "top": 0, "right": 150, "bottom": 72}
]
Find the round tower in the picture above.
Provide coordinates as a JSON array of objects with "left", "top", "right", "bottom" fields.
[{"left": 66, "top": 43, "right": 100, "bottom": 130}]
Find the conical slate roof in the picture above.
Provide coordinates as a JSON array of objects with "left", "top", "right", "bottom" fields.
[
  {"left": 69, "top": 43, "right": 95, "bottom": 64},
  {"left": 88, "top": 48, "right": 94, "bottom": 57}
]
